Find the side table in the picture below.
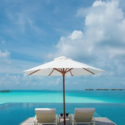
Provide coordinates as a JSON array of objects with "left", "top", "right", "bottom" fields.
[{"left": 59, "top": 114, "right": 72, "bottom": 125}]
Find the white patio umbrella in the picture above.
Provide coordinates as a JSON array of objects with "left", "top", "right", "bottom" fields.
[{"left": 24, "top": 56, "right": 104, "bottom": 125}]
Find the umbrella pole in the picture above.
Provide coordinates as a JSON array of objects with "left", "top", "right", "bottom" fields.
[{"left": 63, "top": 73, "right": 66, "bottom": 125}]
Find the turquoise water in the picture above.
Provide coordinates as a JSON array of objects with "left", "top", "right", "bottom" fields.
[
  {"left": 0, "top": 103, "right": 125, "bottom": 125},
  {"left": 0, "top": 90, "right": 125, "bottom": 125},
  {"left": 0, "top": 90, "right": 125, "bottom": 104}
]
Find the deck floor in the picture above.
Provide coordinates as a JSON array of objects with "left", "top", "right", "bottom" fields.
[{"left": 20, "top": 117, "right": 116, "bottom": 125}]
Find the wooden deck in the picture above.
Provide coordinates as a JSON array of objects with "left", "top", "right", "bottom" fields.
[{"left": 20, "top": 117, "right": 116, "bottom": 125}]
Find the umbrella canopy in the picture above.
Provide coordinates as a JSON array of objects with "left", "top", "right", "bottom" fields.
[
  {"left": 24, "top": 56, "right": 104, "bottom": 125},
  {"left": 24, "top": 56, "right": 104, "bottom": 76}
]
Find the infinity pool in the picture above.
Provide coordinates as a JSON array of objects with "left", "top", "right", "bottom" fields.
[
  {"left": 0, "top": 103, "right": 125, "bottom": 125},
  {"left": 0, "top": 90, "right": 125, "bottom": 125}
]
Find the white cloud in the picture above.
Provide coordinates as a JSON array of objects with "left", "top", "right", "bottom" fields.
[
  {"left": 47, "top": 0, "right": 125, "bottom": 77},
  {"left": 8, "top": 13, "right": 26, "bottom": 32},
  {"left": 8, "top": 12, "right": 43, "bottom": 34},
  {"left": 0, "top": 50, "right": 11, "bottom": 65},
  {"left": 0, "top": 50, "right": 10, "bottom": 58},
  {"left": 0, "top": 55, "right": 41, "bottom": 74},
  {"left": 69, "top": 30, "right": 83, "bottom": 40}
]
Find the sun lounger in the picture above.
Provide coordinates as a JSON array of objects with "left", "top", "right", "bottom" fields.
[
  {"left": 34, "top": 108, "right": 58, "bottom": 125},
  {"left": 71, "top": 108, "right": 95, "bottom": 125}
]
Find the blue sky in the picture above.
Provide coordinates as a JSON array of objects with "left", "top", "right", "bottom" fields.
[{"left": 0, "top": 0, "right": 125, "bottom": 90}]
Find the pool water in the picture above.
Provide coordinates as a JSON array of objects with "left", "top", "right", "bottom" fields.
[
  {"left": 0, "top": 103, "right": 125, "bottom": 125},
  {"left": 0, "top": 90, "right": 125, "bottom": 125}
]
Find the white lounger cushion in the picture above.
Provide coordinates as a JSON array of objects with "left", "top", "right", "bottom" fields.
[
  {"left": 35, "top": 108, "right": 56, "bottom": 123},
  {"left": 74, "top": 108, "right": 95, "bottom": 122}
]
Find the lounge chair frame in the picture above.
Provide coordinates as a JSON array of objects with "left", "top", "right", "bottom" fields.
[
  {"left": 34, "top": 115, "right": 58, "bottom": 125},
  {"left": 71, "top": 108, "right": 95, "bottom": 125},
  {"left": 34, "top": 108, "right": 58, "bottom": 125},
  {"left": 71, "top": 114, "right": 95, "bottom": 125}
]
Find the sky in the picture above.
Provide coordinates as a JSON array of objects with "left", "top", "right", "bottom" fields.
[{"left": 0, "top": 0, "right": 125, "bottom": 90}]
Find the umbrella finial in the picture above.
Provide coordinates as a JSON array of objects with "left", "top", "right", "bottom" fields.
[{"left": 54, "top": 56, "right": 72, "bottom": 61}]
